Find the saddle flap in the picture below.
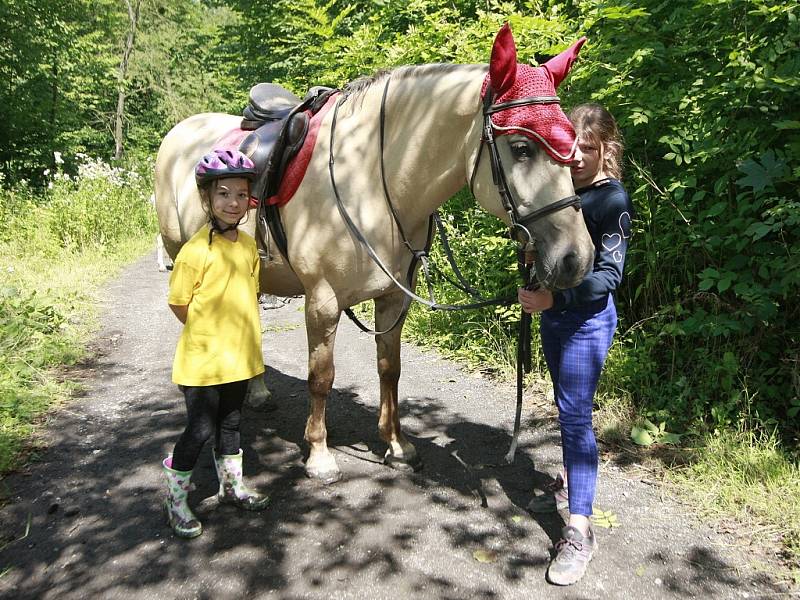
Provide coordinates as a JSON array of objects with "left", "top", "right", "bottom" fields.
[
  {"left": 268, "top": 113, "right": 310, "bottom": 196},
  {"left": 240, "top": 120, "right": 283, "bottom": 174}
]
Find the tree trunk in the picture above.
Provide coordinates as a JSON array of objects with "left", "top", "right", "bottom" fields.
[{"left": 114, "top": 0, "right": 141, "bottom": 161}]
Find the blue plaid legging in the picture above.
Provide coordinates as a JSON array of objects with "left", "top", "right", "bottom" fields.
[{"left": 540, "top": 295, "right": 617, "bottom": 517}]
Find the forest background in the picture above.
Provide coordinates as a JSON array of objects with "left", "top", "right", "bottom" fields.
[{"left": 1, "top": 0, "right": 798, "bottom": 579}]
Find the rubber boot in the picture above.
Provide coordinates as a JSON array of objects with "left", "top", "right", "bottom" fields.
[
  {"left": 162, "top": 457, "right": 202, "bottom": 538},
  {"left": 213, "top": 449, "right": 269, "bottom": 511}
]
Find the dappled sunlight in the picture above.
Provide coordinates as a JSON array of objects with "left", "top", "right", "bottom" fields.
[{"left": 0, "top": 258, "right": 781, "bottom": 598}]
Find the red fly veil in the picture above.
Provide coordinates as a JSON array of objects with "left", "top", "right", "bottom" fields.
[{"left": 481, "top": 24, "right": 586, "bottom": 163}]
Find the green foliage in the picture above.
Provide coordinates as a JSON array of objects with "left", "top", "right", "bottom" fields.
[
  {"left": 0, "top": 157, "right": 157, "bottom": 473},
  {"left": 562, "top": 0, "right": 800, "bottom": 437},
  {"left": 0, "top": 0, "right": 243, "bottom": 184},
  {"left": 0, "top": 285, "right": 79, "bottom": 473}
]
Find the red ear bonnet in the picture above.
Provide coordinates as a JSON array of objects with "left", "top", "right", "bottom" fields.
[{"left": 482, "top": 26, "right": 587, "bottom": 163}]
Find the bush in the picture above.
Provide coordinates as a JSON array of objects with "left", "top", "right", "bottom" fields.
[{"left": 45, "top": 155, "right": 156, "bottom": 250}]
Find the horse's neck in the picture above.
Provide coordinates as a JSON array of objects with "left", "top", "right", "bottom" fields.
[{"left": 373, "top": 64, "right": 486, "bottom": 219}]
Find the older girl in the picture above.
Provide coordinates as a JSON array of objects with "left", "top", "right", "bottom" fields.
[{"left": 519, "top": 103, "right": 633, "bottom": 585}]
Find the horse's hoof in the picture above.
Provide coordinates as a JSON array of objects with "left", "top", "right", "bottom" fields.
[
  {"left": 306, "top": 468, "right": 342, "bottom": 485},
  {"left": 384, "top": 453, "right": 423, "bottom": 473}
]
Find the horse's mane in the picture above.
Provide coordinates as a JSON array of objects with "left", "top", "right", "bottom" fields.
[{"left": 342, "top": 63, "right": 477, "bottom": 103}]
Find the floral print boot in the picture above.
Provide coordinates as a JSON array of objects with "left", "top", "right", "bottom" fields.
[
  {"left": 213, "top": 449, "right": 269, "bottom": 511},
  {"left": 161, "top": 457, "right": 202, "bottom": 538}
]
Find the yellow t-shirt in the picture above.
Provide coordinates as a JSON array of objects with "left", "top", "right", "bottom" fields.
[{"left": 168, "top": 225, "right": 264, "bottom": 386}]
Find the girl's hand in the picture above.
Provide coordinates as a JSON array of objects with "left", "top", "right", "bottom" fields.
[
  {"left": 169, "top": 303, "right": 189, "bottom": 324},
  {"left": 518, "top": 288, "right": 554, "bottom": 313}
]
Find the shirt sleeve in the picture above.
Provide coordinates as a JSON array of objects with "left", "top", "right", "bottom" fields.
[
  {"left": 167, "top": 245, "right": 204, "bottom": 306},
  {"left": 551, "top": 188, "right": 633, "bottom": 310}
]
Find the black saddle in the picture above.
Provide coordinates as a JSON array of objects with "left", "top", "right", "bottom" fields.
[{"left": 239, "top": 83, "right": 336, "bottom": 202}]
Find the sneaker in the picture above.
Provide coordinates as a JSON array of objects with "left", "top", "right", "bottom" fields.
[
  {"left": 528, "top": 474, "right": 569, "bottom": 513},
  {"left": 546, "top": 525, "right": 598, "bottom": 586}
]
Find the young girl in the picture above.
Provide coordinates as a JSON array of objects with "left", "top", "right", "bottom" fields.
[
  {"left": 518, "top": 103, "right": 633, "bottom": 585},
  {"left": 161, "top": 148, "right": 268, "bottom": 538}
]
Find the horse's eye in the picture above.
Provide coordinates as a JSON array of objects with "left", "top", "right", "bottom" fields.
[{"left": 510, "top": 141, "right": 532, "bottom": 161}]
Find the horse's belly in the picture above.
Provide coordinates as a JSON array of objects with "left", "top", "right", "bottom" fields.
[{"left": 260, "top": 258, "right": 304, "bottom": 297}]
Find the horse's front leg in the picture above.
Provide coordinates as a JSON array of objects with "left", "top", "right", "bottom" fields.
[
  {"left": 303, "top": 290, "right": 342, "bottom": 484},
  {"left": 375, "top": 292, "right": 422, "bottom": 472}
]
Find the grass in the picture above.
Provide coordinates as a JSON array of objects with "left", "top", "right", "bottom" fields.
[
  {"left": 666, "top": 429, "right": 800, "bottom": 583},
  {"left": 0, "top": 168, "right": 155, "bottom": 477},
  {"left": 0, "top": 235, "right": 153, "bottom": 475}
]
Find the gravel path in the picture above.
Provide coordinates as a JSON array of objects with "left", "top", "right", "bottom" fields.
[{"left": 0, "top": 253, "right": 790, "bottom": 599}]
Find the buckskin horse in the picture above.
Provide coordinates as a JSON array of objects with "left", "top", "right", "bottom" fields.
[{"left": 154, "top": 24, "right": 594, "bottom": 483}]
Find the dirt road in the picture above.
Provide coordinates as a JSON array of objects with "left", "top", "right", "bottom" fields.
[{"left": 0, "top": 254, "right": 788, "bottom": 599}]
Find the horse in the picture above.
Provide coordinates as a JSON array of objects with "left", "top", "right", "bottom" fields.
[{"left": 154, "top": 24, "right": 595, "bottom": 484}]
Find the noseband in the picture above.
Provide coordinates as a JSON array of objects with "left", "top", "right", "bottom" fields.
[{"left": 469, "top": 87, "right": 582, "bottom": 247}]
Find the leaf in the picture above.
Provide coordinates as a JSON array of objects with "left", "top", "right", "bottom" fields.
[
  {"left": 631, "top": 426, "right": 654, "bottom": 446},
  {"left": 773, "top": 120, "right": 800, "bottom": 130},
  {"left": 643, "top": 419, "right": 660, "bottom": 433},
  {"left": 736, "top": 150, "right": 788, "bottom": 192},
  {"left": 473, "top": 549, "right": 498, "bottom": 563},
  {"left": 660, "top": 432, "right": 682, "bottom": 445},
  {"left": 591, "top": 508, "right": 620, "bottom": 529},
  {"left": 705, "top": 202, "right": 727, "bottom": 217}
]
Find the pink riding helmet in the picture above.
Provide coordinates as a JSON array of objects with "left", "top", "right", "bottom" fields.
[{"left": 194, "top": 149, "right": 256, "bottom": 187}]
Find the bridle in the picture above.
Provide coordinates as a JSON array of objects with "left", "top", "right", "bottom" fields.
[{"left": 469, "top": 86, "right": 582, "bottom": 252}]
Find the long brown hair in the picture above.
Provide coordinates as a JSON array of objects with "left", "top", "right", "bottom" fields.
[{"left": 568, "top": 103, "right": 624, "bottom": 180}]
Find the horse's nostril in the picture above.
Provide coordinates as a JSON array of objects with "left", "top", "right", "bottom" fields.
[{"left": 562, "top": 251, "right": 580, "bottom": 278}]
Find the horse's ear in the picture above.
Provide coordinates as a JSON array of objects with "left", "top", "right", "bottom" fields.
[
  {"left": 543, "top": 37, "right": 587, "bottom": 88},
  {"left": 489, "top": 23, "right": 517, "bottom": 96}
]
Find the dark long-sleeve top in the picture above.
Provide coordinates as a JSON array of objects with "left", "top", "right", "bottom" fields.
[{"left": 549, "top": 178, "right": 634, "bottom": 312}]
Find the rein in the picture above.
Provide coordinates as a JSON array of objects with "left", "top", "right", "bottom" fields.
[{"left": 329, "top": 79, "right": 517, "bottom": 336}]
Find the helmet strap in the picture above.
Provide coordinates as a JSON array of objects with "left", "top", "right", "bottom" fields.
[{"left": 208, "top": 215, "right": 242, "bottom": 245}]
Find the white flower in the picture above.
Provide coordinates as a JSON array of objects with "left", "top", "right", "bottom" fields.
[
  {"left": 54, "top": 151, "right": 64, "bottom": 165},
  {"left": 43, "top": 168, "right": 50, "bottom": 176}
]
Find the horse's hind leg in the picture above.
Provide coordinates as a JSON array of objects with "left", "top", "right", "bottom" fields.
[
  {"left": 303, "top": 290, "right": 342, "bottom": 484},
  {"left": 375, "top": 292, "right": 422, "bottom": 472}
]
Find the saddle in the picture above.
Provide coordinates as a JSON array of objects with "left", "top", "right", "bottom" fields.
[
  {"left": 238, "top": 82, "right": 337, "bottom": 263},
  {"left": 239, "top": 83, "right": 336, "bottom": 203}
]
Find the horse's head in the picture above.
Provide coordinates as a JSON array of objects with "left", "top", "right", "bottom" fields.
[{"left": 470, "top": 24, "right": 594, "bottom": 291}]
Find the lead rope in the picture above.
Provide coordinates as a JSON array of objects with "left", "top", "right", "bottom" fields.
[{"left": 504, "top": 244, "right": 538, "bottom": 464}]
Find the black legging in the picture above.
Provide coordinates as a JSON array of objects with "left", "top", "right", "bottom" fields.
[{"left": 170, "top": 380, "right": 248, "bottom": 471}]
